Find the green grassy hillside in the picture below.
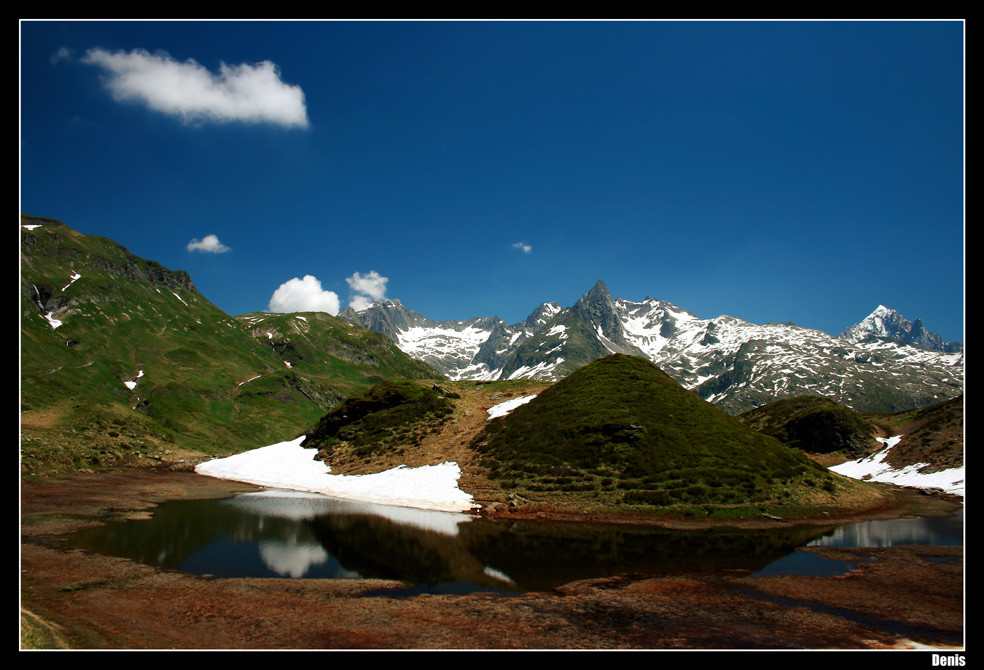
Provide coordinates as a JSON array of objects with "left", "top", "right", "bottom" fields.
[
  {"left": 20, "top": 214, "right": 439, "bottom": 475},
  {"left": 235, "top": 311, "right": 437, "bottom": 397},
  {"left": 471, "top": 354, "right": 886, "bottom": 516}
]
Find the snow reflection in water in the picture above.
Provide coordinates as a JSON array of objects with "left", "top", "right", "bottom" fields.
[{"left": 62, "top": 492, "right": 962, "bottom": 594}]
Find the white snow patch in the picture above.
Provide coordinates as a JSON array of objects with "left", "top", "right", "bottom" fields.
[
  {"left": 830, "top": 435, "right": 964, "bottom": 496},
  {"left": 61, "top": 272, "right": 82, "bottom": 291},
  {"left": 544, "top": 324, "right": 567, "bottom": 338},
  {"left": 396, "top": 324, "right": 492, "bottom": 360},
  {"left": 507, "top": 358, "right": 565, "bottom": 380},
  {"left": 486, "top": 394, "right": 537, "bottom": 420},
  {"left": 195, "top": 436, "right": 478, "bottom": 513},
  {"left": 172, "top": 292, "right": 189, "bottom": 306},
  {"left": 123, "top": 369, "right": 145, "bottom": 390},
  {"left": 43, "top": 312, "right": 63, "bottom": 329}
]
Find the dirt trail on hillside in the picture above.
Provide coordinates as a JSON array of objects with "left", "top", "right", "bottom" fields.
[{"left": 21, "top": 469, "right": 963, "bottom": 650}]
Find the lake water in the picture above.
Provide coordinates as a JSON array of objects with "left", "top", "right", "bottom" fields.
[{"left": 62, "top": 489, "right": 963, "bottom": 595}]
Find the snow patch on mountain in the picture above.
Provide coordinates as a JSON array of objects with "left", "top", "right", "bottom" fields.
[
  {"left": 123, "top": 369, "right": 144, "bottom": 390},
  {"left": 486, "top": 394, "right": 537, "bottom": 420},
  {"left": 61, "top": 272, "right": 81, "bottom": 292},
  {"left": 507, "top": 358, "right": 565, "bottom": 380}
]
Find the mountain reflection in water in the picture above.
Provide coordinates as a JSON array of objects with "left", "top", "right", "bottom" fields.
[{"left": 62, "top": 491, "right": 961, "bottom": 594}]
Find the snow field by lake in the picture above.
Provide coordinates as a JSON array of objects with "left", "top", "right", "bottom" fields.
[
  {"left": 195, "top": 392, "right": 540, "bottom": 513},
  {"left": 829, "top": 435, "right": 964, "bottom": 496},
  {"left": 195, "top": 436, "right": 478, "bottom": 513}
]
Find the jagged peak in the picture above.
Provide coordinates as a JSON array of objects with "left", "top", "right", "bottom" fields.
[{"left": 586, "top": 279, "right": 610, "bottom": 297}]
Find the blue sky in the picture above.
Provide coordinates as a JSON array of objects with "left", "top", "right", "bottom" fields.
[{"left": 20, "top": 19, "right": 964, "bottom": 342}]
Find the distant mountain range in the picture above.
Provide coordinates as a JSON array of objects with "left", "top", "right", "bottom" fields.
[{"left": 340, "top": 280, "right": 963, "bottom": 414}]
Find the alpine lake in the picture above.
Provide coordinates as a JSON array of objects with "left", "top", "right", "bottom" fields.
[{"left": 60, "top": 485, "right": 964, "bottom": 596}]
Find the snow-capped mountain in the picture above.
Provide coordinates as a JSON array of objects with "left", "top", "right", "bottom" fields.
[
  {"left": 840, "top": 305, "right": 962, "bottom": 353},
  {"left": 337, "top": 299, "right": 562, "bottom": 380},
  {"left": 339, "top": 281, "right": 964, "bottom": 415}
]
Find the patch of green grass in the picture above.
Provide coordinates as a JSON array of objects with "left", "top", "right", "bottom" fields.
[
  {"left": 739, "top": 395, "right": 878, "bottom": 457},
  {"left": 302, "top": 380, "right": 453, "bottom": 458}
]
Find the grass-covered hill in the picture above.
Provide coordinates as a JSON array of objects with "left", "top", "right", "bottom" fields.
[
  {"left": 20, "top": 214, "right": 439, "bottom": 475},
  {"left": 469, "top": 354, "right": 887, "bottom": 516},
  {"left": 234, "top": 311, "right": 437, "bottom": 398},
  {"left": 738, "top": 396, "right": 880, "bottom": 461},
  {"left": 862, "top": 394, "right": 964, "bottom": 473},
  {"left": 269, "top": 354, "right": 895, "bottom": 519}
]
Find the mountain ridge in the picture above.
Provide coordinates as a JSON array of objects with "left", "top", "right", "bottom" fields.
[{"left": 340, "top": 280, "right": 963, "bottom": 415}]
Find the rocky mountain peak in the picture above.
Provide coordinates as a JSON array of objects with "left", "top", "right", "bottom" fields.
[{"left": 841, "top": 306, "right": 961, "bottom": 353}]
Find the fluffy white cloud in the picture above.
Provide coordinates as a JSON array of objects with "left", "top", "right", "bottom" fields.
[
  {"left": 346, "top": 270, "right": 389, "bottom": 310},
  {"left": 186, "top": 234, "right": 230, "bottom": 253},
  {"left": 513, "top": 242, "right": 532, "bottom": 254},
  {"left": 346, "top": 271, "right": 388, "bottom": 301},
  {"left": 268, "top": 275, "right": 340, "bottom": 315},
  {"left": 81, "top": 48, "right": 309, "bottom": 129}
]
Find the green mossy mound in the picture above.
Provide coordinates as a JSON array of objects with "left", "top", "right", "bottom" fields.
[
  {"left": 739, "top": 395, "right": 878, "bottom": 458},
  {"left": 472, "top": 354, "right": 861, "bottom": 512},
  {"left": 302, "top": 380, "right": 453, "bottom": 459}
]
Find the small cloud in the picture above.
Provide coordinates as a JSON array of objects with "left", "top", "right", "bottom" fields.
[
  {"left": 346, "top": 270, "right": 388, "bottom": 309},
  {"left": 348, "top": 294, "right": 373, "bottom": 312},
  {"left": 513, "top": 242, "right": 532, "bottom": 254},
  {"left": 51, "top": 46, "right": 74, "bottom": 64},
  {"left": 268, "top": 275, "right": 340, "bottom": 315},
  {"left": 186, "top": 234, "right": 230, "bottom": 253},
  {"left": 81, "top": 47, "right": 309, "bottom": 129}
]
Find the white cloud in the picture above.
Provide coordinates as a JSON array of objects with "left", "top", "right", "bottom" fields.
[
  {"left": 346, "top": 271, "right": 388, "bottom": 300},
  {"left": 268, "top": 275, "right": 340, "bottom": 315},
  {"left": 51, "top": 46, "right": 74, "bottom": 64},
  {"left": 348, "top": 294, "right": 373, "bottom": 312},
  {"left": 513, "top": 242, "right": 532, "bottom": 254},
  {"left": 186, "top": 234, "right": 230, "bottom": 253},
  {"left": 81, "top": 48, "right": 309, "bottom": 129},
  {"left": 346, "top": 270, "right": 388, "bottom": 310}
]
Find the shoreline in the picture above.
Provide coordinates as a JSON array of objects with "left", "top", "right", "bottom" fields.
[
  {"left": 477, "top": 485, "right": 962, "bottom": 530},
  {"left": 21, "top": 467, "right": 963, "bottom": 650}
]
